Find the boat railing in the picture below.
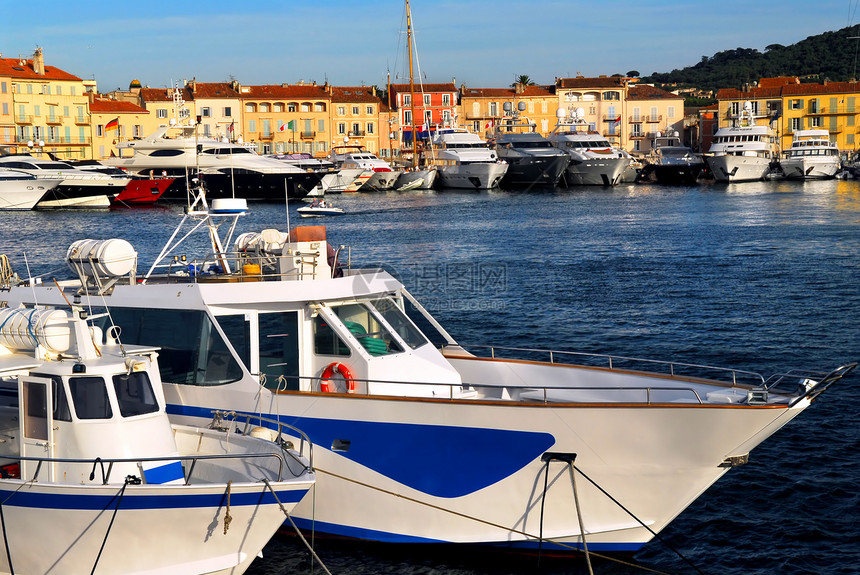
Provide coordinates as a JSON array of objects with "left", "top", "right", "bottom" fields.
[
  {"left": 9, "top": 451, "right": 293, "bottom": 486},
  {"left": 451, "top": 343, "right": 767, "bottom": 386},
  {"left": 208, "top": 409, "right": 314, "bottom": 469},
  {"left": 149, "top": 250, "right": 335, "bottom": 282},
  {"left": 279, "top": 373, "right": 716, "bottom": 405}
]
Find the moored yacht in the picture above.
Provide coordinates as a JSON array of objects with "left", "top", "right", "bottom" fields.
[
  {"left": 105, "top": 121, "right": 321, "bottom": 201},
  {"left": 0, "top": 154, "right": 127, "bottom": 208},
  {"left": 548, "top": 107, "right": 630, "bottom": 186},
  {"left": 704, "top": 101, "right": 781, "bottom": 182},
  {"left": 431, "top": 128, "right": 508, "bottom": 189},
  {"left": 638, "top": 130, "right": 705, "bottom": 186},
  {"left": 0, "top": 191, "right": 853, "bottom": 556},
  {"left": 780, "top": 129, "right": 841, "bottom": 179},
  {"left": 0, "top": 168, "right": 58, "bottom": 210},
  {"left": 329, "top": 145, "right": 402, "bottom": 191},
  {"left": 493, "top": 102, "right": 570, "bottom": 187},
  {"left": 268, "top": 153, "right": 368, "bottom": 196}
]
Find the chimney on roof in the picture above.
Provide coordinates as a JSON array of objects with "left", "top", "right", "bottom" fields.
[
  {"left": 231, "top": 79, "right": 239, "bottom": 91},
  {"left": 33, "top": 47, "right": 45, "bottom": 75},
  {"left": 514, "top": 83, "right": 524, "bottom": 94}
]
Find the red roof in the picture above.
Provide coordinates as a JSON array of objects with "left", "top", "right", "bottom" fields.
[
  {"left": 329, "top": 86, "right": 383, "bottom": 104},
  {"left": 89, "top": 98, "right": 148, "bottom": 114},
  {"left": 627, "top": 85, "right": 682, "bottom": 100},
  {"left": 0, "top": 56, "right": 81, "bottom": 81},
  {"left": 240, "top": 84, "right": 330, "bottom": 99},
  {"left": 556, "top": 76, "right": 627, "bottom": 89}
]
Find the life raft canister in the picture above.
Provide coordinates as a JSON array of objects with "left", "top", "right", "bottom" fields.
[{"left": 320, "top": 362, "right": 356, "bottom": 393}]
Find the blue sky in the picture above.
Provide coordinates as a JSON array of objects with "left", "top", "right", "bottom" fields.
[{"left": 3, "top": 0, "right": 858, "bottom": 92}]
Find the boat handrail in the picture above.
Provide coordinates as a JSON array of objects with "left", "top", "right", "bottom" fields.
[
  {"left": 147, "top": 250, "right": 338, "bottom": 282},
  {"left": 280, "top": 373, "right": 708, "bottom": 404},
  {"left": 8, "top": 451, "right": 293, "bottom": 485},
  {"left": 208, "top": 409, "right": 314, "bottom": 467},
  {"left": 451, "top": 343, "right": 767, "bottom": 385}
]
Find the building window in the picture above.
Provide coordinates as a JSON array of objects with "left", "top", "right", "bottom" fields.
[
  {"left": 274, "top": 103, "right": 284, "bottom": 112},
  {"left": 443, "top": 94, "right": 451, "bottom": 106},
  {"left": 404, "top": 110, "right": 412, "bottom": 125},
  {"left": 0, "top": 82, "right": 6, "bottom": 94},
  {"left": 790, "top": 118, "right": 802, "bottom": 132},
  {"left": 133, "top": 125, "right": 141, "bottom": 138},
  {"left": 809, "top": 116, "right": 822, "bottom": 128},
  {"left": 290, "top": 103, "right": 299, "bottom": 112},
  {"left": 352, "top": 106, "right": 359, "bottom": 115},
  {"left": 300, "top": 103, "right": 310, "bottom": 112},
  {"left": 604, "top": 91, "right": 620, "bottom": 101},
  {"left": 201, "top": 107, "right": 211, "bottom": 117},
  {"left": 315, "top": 102, "right": 326, "bottom": 112},
  {"left": 245, "top": 103, "right": 256, "bottom": 113},
  {"left": 223, "top": 107, "right": 232, "bottom": 117},
  {"left": 366, "top": 105, "right": 373, "bottom": 115},
  {"left": 337, "top": 123, "right": 346, "bottom": 135},
  {"left": 423, "top": 94, "right": 431, "bottom": 106},
  {"left": 318, "top": 119, "right": 325, "bottom": 132},
  {"left": 489, "top": 102, "right": 497, "bottom": 116},
  {"left": 97, "top": 125, "right": 104, "bottom": 137},
  {"left": 249, "top": 120, "right": 256, "bottom": 132},
  {"left": 789, "top": 99, "right": 803, "bottom": 110},
  {"left": 403, "top": 95, "right": 411, "bottom": 106},
  {"left": 367, "top": 123, "right": 374, "bottom": 135},
  {"left": 667, "top": 106, "right": 675, "bottom": 119},
  {"left": 351, "top": 122, "right": 360, "bottom": 135},
  {"left": 259, "top": 103, "right": 270, "bottom": 113}
]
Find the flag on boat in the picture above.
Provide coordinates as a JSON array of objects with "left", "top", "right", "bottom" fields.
[{"left": 105, "top": 117, "right": 119, "bottom": 133}]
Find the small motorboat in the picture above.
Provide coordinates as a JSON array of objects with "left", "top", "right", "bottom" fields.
[
  {"left": 0, "top": 292, "right": 315, "bottom": 575},
  {"left": 297, "top": 198, "right": 345, "bottom": 217}
]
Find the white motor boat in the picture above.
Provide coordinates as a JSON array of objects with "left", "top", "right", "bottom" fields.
[
  {"left": 329, "top": 145, "right": 401, "bottom": 191},
  {"left": 0, "top": 154, "right": 127, "bottom": 208},
  {"left": 0, "top": 191, "right": 854, "bottom": 556},
  {"left": 394, "top": 166, "right": 437, "bottom": 190},
  {"left": 105, "top": 122, "right": 322, "bottom": 201},
  {"left": 704, "top": 101, "right": 781, "bottom": 182},
  {"left": 548, "top": 107, "right": 631, "bottom": 186},
  {"left": 297, "top": 198, "right": 345, "bottom": 217},
  {"left": 0, "top": 282, "right": 315, "bottom": 574},
  {"left": 493, "top": 102, "right": 570, "bottom": 187},
  {"left": 780, "top": 129, "right": 841, "bottom": 179},
  {"left": 0, "top": 168, "right": 58, "bottom": 210},
  {"left": 431, "top": 128, "right": 508, "bottom": 189}
]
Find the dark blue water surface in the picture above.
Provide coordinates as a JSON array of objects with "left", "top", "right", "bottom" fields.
[{"left": 1, "top": 178, "right": 858, "bottom": 575}]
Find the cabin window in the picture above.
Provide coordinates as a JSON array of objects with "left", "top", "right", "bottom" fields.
[
  {"left": 69, "top": 376, "right": 113, "bottom": 420},
  {"left": 113, "top": 372, "right": 159, "bottom": 417},
  {"left": 370, "top": 298, "right": 428, "bottom": 349},
  {"left": 98, "top": 308, "right": 244, "bottom": 386},
  {"left": 30, "top": 374, "right": 72, "bottom": 422},
  {"left": 259, "top": 312, "right": 300, "bottom": 390},
  {"left": 333, "top": 303, "right": 403, "bottom": 356},
  {"left": 22, "top": 380, "right": 49, "bottom": 439},
  {"left": 314, "top": 314, "right": 351, "bottom": 357}
]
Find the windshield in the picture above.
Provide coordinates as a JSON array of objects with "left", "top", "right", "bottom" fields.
[
  {"left": 332, "top": 303, "right": 404, "bottom": 356},
  {"left": 370, "top": 298, "right": 429, "bottom": 350}
]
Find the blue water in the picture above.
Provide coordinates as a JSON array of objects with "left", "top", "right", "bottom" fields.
[{"left": 1, "top": 179, "right": 858, "bottom": 574}]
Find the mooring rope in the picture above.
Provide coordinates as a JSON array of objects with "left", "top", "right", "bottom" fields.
[
  {"left": 262, "top": 478, "right": 333, "bottom": 575},
  {"left": 315, "top": 466, "right": 676, "bottom": 574},
  {"left": 91, "top": 475, "right": 138, "bottom": 575}
]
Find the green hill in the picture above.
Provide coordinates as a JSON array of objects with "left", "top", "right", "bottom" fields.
[{"left": 641, "top": 25, "right": 860, "bottom": 94}]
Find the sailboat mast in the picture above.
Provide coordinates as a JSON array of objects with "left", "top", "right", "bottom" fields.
[{"left": 407, "top": 0, "right": 417, "bottom": 168}]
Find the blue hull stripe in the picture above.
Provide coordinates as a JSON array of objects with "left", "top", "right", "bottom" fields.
[
  {"left": 168, "top": 403, "right": 556, "bottom": 498},
  {"left": 0, "top": 487, "right": 308, "bottom": 510},
  {"left": 289, "top": 516, "right": 643, "bottom": 552}
]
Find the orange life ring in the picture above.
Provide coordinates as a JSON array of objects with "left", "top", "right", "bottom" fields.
[{"left": 320, "top": 362, "right": 356, "bottom": 393}]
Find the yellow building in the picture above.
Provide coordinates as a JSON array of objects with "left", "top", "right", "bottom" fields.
[
  {"left": 88, "top": 96, "right": 151, "bottom": 160},
  {"left": 717, "top": 78, "right": 860, "bottom": 153},
  {"left": 0, "top": 48, "right": 94, "bottom": 159},
  {"left": 626, "top": 84, "right": 686, "bottom": 155},
  {"left": 329, "top": 86, "right": 385, "bottom": 155},
  {"left": 459, "top": 84, "right": 557, "bottom": 138},
  {"left": 139, "top": 84, "right": 196, "bottom": 131},
  {"left": 185, "top": 80, "right": 242, "bottom": 142}
]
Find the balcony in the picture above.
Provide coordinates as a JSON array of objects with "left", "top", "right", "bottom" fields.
[
  {"left": 644, "top": 115, "right": 663, "bottom": 123},
  {"left": 602, "top": 114, "right": 622, "bottom": 123},
  {"left": 300, "top": 130, "right": 316, "bottom": 139},
  {"left": 629, "top": 132, "right": 645, "bottom": 140},
  {"left": 14, "top": 115, "right": 33, "bottom": 124},
  {"left": 74, "top": 116, "right": 88, "bottom": 125},
  {"left": 349, "top": 130, "right": 366, "bottom": 137},
  {"left": 628, "top": 116, "right": 643, "bottom": 123},
  {"left": 45, "top": 116, "right": 64, "bottom": 125}
]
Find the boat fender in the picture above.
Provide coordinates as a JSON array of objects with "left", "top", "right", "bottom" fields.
[{"left": 320, "top": 362, "right": 356, "bottom": 393}]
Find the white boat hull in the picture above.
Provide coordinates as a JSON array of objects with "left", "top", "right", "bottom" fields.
[
  {"left": 0, "top": 180, "right": 55, "bottom": 210},
  {"left": 0, "top": 479, "right": 310, "bottom": 575},
  {"left": 362, "top": 170, "right": 401, "bottom": 191},
  {"left": 162, "top": 356, "right": 813, "bottom": 552},
  {"left": 436, "top": 163, "right": 508, "bottom": 189},
  {"left": 705, "top": 155, "right": 772, "bottom": 182},
  {"left": 781, "top": 157, "right": 841, "bottom": 179}
]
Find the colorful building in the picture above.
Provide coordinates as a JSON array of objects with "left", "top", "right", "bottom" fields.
[
  {"left": 459, "top": 84, "right": 557, "bottom": 138},
  {"left": 88, "top": 96, "right": 151, "bottom": 160}
]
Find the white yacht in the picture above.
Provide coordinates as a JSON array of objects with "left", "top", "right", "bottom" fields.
[
  {"left": 431, "top": 128, "right": 508, "bottom": 189},
  {"left": 704, "top": 101, "right": 781, "bottom": 182},
  {"left": 329, "top": 145, "right": 401, "bottom": 191},
  {"left": 493, "top": 102, "right": 570, "bottom": 187},
  {"left": 105, "top": 122, "right": 322, "bottom": 201},
  {"left": 780, "top": 129, "right": 841, "bottom": 179},
  {"left": 0, "top": 191, "right": 853, "bottom": 556},
  {"left": 0, "top": 154, "right": 127, "bottom": 208},
  {"left": 548, "top": 107, "right": 631, "bottom": 186},
  {"left": 0, "top": 295, "right": 315, "bottom": 574},
  {"left": 0, "top": 168, "right": 58, "bottom": 210}
]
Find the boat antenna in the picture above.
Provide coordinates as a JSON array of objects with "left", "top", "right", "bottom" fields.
[{"left": 284, "top": 179, "right": 291, "bottom": 232}]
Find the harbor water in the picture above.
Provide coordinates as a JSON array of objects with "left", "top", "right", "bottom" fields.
[{"left": 1, "top": 179, "right": 858, "bottom": 574}]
